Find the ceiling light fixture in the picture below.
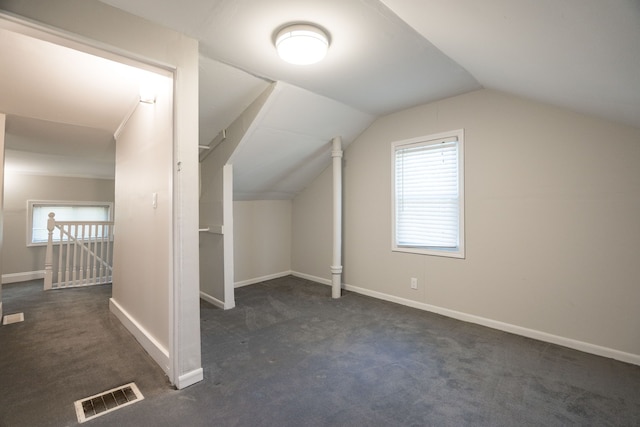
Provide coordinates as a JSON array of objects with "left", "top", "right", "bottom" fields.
[{"left": 275, "top": 24, "right": 329, "bottom": 65}]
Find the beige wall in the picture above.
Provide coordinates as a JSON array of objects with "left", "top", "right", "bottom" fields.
[
  {"left": 112, "top": 75, "right": 173, "bottom": 355},
  {"left": 293, "top": 89, "right": 640, "bottom": 360},
  {"left": 234, "top": 200, "right": 292, "bottom": 284},
  {"left": 292, "top": 164, "right": 332, "bottom": 280},
  {"left": 2, "top": 173, "right": 114, "bottom": 276}
]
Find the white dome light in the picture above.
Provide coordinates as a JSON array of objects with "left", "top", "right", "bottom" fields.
[{"left": 275, "top": 24, "right": 329, "bottom": 65}]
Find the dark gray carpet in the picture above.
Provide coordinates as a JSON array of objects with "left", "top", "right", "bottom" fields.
[
  {"left": 0, "top": 280, "right": 169, "bottom": 427},
  {"left": 2, "top": 276, "right": 639, "bottom": 426}
]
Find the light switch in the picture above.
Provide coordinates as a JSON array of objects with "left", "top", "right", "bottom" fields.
[{"left": 152, "top": 192, "right": 158, "bottom": 209}]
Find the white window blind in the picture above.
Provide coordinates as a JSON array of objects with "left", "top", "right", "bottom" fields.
[
  {"left": 28, "top": 201, "right": 112, "bottom": 245},
  {"left": 392, "top": 130, "right": 464, "bottom": 258}
]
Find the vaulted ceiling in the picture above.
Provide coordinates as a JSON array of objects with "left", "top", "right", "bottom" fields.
[{"left": 1, "top": 0, "right": 639, "bottom": 197}]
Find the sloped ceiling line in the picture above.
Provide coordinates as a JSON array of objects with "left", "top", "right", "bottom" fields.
[
  {"left": 4, "top": 1, "right": 638, "bottom": 196},
  {"left": 230, "top": 81, "right": 374, "bottom": 200}
]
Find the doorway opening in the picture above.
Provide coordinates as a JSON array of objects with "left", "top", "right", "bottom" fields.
[{"left": 0, "top": 12, "right": 190, "bottom": 388}]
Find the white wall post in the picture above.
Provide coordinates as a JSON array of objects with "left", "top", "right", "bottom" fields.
[
  {"left": 331, "top": 136, "right": 343, "bottom": 299},
  {"left": 44, "top": 212, "right": 55, "bottom": 290}
]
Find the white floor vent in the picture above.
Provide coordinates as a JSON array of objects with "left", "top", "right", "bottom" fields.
[
  {"left": 74, "top": 382, "right": 144, "bottom": 423},
  {"left": 2, "top": 312, "right": 24, "bottom": 325}
]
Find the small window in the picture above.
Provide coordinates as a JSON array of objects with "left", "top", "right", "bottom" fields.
[
  {"left": 27, "top": 201, "right": 113, "bottom": 246},
  {"left": 392, "top": 129, "right": 465, "bottom": 258}
]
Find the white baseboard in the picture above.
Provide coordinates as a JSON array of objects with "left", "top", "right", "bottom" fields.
[
  {"left": 235, "top": 271, "right": 293, "bottom": 288},
  {"left": 199, "top": 291, "right": 226, "bottom": 309},
  {"left": 109, "top": 298, "right": 170, "bottom": 375},
  {"left": 291, "top": 271, "right": 331, "bottom": 286},
  {"left": 175, "top": 368, "right": 204, "bottom": 390},
  {"left": 2, "top": 270, "right": 45, "bottom": 284},
  {"left": 291, "top": 270, "right": 640, "bottom": 366}
]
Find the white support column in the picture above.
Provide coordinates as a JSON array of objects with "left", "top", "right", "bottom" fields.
[{"left": 331, "top": 136, "right": 343, "bottom": 299}]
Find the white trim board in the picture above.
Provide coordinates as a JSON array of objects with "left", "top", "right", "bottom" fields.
[
  {"left": 292, "top": 271, "right": 331, "bottom": 286},
  {"left": 222, "top": 164, "right": 235, "bottom": 310},
  {"left": 109, "top": 298, "right": 170, "bottom": 375},
  {"left": 176, "top": 368, "right": 204, "bottom": 389},
  {"left": 235, "top": 271, "right": 292, "bottom": 288},
  {"left": 2, "top": 271, "right": 45, "bottom": 284},
  {"left": 199, "top": 291, "right": 226, "bottom": 310},
  {"left": 291, "top": 271, "right": 640, "bottom": 367}
]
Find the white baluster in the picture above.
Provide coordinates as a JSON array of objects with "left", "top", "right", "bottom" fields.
[
  {"left": 89, "top": 225, "right": 98, "bottom": 284},
  {"left": 57, "top": 225, "right": 64, "bottom": 288},
  {"left": 79, "top": 224, "right": 86, "bottom": 284},
  {"left": 71, "top": 224, "right": 78, "bottom": 285},
  {"left": 86, "top": 224, "right": 92, "bottom": 285},
  {"left": 64, "top": 224, "right": 71, "bottom": 286},
  {"left": 98, "top": 224, "right": 105, "bottom": 283}
]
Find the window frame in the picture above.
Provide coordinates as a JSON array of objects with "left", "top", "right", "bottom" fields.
[
  {"left": 391, "top": 129, "right": 465, "bottom": 258},
  {"left": 27, "top": 200, "right": 113, "bottom": 247}
]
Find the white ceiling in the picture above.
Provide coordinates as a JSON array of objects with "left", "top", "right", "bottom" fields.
[
  {"left": 0, "top": 25, "right": 154, "bottom": 178},
  {"left": 231, "top": 82, "right": 374, "bottom": 200},
  {"left": 4, "top": 116, "right": 116, "bottom": 179},
  {"left": 0, "top": 27, "right": 141, "bottom": 131},
  {"left": 1, "top": 0, "right": 639, "bottom": 197},
  {"left": 99, "top": 0, "right": 481, "bottom": 138},
  {"left": 381, "top": 0, "right": 640, "bottom": 129}
]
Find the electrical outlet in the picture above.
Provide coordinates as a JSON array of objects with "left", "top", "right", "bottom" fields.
[{"left": 410, "top": 277, "right": 418, "bottom": 289}]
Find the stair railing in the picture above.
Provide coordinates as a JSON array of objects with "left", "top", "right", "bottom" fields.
[{"left": 44, "top": 212, "right": 114, "bottom": 290}]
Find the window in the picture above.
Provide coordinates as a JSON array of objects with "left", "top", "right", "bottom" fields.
[
  {"left": 28, "top": 201, "right": 113, "bottom": 246},
  {"left": 392, "top": 129, "right": 464, "bottom": 258}
]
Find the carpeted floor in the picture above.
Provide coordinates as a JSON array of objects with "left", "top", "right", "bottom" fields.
[
  {"left": 0, "top": 280, "right": 169, "bottom": 427},
  {"left": 1, "top": 276, "right": 639, "bottom": 426}
]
